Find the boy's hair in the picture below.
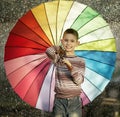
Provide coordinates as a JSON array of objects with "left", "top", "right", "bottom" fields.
[{"left": 63, "top": 28, "right": 79, "bottom": 40}]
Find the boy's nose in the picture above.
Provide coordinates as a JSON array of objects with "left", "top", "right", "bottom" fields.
[{"left": 67, "top": 41, "right": 71, "bottom": 44}]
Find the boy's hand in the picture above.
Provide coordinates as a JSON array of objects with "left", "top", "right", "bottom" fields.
[
  {"left": 54, "top": 46, "right": 66, "bottom": 59},
  {"left": 62, "top": 58, "right": 73, "bottom": 71}
]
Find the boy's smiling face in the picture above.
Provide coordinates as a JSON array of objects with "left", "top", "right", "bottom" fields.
[{"left": 61, "top": 33, "right": 80, "bottom": 56}]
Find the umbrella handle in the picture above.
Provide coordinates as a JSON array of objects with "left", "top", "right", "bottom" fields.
[
  {"left": 62, "top": 58, "right": 73, "bottom": 71},
  {"left": 58, "top": 46, "right": 66, "bottom": 58},
  {"left": 55, "top": 46, "right": 73, "bottom": 71},
  {"left": 65, "top": 63, "right": 73, "bottom": 71}
]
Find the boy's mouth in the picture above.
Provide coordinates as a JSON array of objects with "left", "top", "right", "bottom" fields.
[{"left": 65, "top": 46, "right": 72, "bottom": 49}]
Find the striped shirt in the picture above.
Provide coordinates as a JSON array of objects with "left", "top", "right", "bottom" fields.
[{"left": 46, "top": 46, "right": 85, "bottom": 98}]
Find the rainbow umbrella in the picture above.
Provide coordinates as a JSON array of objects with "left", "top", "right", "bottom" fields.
[{"left": 4, "top": 0, "right": 116, "bottom": 112}]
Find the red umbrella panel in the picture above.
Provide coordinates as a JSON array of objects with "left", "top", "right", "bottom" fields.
[{"left": 4, "top": 0, "right": 116, "bottom": 112}]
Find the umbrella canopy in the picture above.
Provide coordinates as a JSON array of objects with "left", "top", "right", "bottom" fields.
[{"left": 4, "top": 0, "right": 116, "bottom": 112}]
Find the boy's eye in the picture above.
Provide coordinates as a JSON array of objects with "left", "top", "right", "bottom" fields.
[
  {"left": 64, "top": 39, "right": 68, "bottom": 42},
  {"left": 64, "top": 39, "right": 75, "bottom": 42},
  {"left": 71, "top": 40, "right": 75, "bottom": 42}
]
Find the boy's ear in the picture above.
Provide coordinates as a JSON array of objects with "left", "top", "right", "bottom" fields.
[
  {"left": 77, "top": 41, "right": 80, "bottom": 46},
  {"left": 61, "top": 39, "right": 63, "bottom": 43}
]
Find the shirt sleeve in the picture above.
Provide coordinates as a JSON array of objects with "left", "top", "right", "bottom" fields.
[
  {"left": 45, "top": 46, "right": 60, "bottom": 63},
  {"left": 71, "top": 59, "right": 85, "bottom": 85}
]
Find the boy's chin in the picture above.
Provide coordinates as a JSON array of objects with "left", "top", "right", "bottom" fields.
[
  {"left": 65, "top": 49, "right": 74, "bottom": 52},
  {"left": 65, "top": 50, "right": 74, "bottom": 54}
]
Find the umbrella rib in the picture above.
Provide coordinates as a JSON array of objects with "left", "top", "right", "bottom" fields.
[
  {"left": 8, "top": 55, "right": 47, "bottom": 76},
  {"left": 71, "top": 7, "right": 100, "bottom": 31},
  {"left": 59, "top": 1, "right": 74, "bottom": 41},
  {"left": 44, "top": 3, "right": 55, "bottom": 45},
  {"left": 76, "top": 50, "right": 116, "bottom": 66},
  {"left": 22, "top": 59, "right": 50, "bottom": 100},
  {"left": 86, "top": 65, "right": 112, "bottom": 80},
  {"left": 81, "top": 89, "right": 91, "bottom": 104},
  {"left": 56, "top": 0, "right": 59, "bottom": 44},
  {"left": 86, "top": 76, "right": 103, "bottom": 92},
  {"left": 48, "top": 65, "right": 56, "bottom": 111},
  {"left": 13, "top": 61, "right": 41, "bottom": 90},
  {"left": 28, "top": 11, "right": 53, "bottom": 46},
  {"left": 89, "top": 56, "right": 115, "bottom": 66},
  {"left": 10, "top": 32, "right": 48, "bottom": 48},
  {"left": 5, "top": 45, "right": 46, "bottom": 50},
  {"left": 78, "top": 14, "right": 100, "bottom": 31},
  {"left": 70, "top": 5, "right": 88, "bottom": 28},
  {"left": 79, "top": 24, "right": 109, "bottom": 39},
  {"left": 78, "top": 37, "right": 113, "bottom": 46},
  {"left": 18, "top": 19, "right": 51, "bottom": 47},
  {"left": 14, "top": 58, "right": 49, "bottom": 89}
]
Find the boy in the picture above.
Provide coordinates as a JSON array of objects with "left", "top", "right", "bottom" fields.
[{"left": 46, "top": 28, "right": 85, "bottom": 117}]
